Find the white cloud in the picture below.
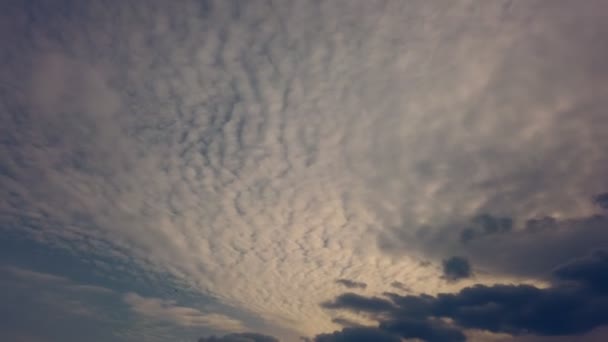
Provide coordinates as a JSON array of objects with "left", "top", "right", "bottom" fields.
[{"left": 1, "top": 0, "right": 608, "bottom": 338}]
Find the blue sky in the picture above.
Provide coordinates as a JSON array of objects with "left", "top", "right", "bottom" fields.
[{"left": 2, "top": 1, "right": 608, "bottom": 341}]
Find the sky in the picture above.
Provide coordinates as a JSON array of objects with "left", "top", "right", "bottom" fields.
[{"left": 1, "top": 1, "right": 608, "bottom": 341}]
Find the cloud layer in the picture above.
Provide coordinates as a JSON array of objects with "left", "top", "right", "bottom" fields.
[{"left": 2, "top": 0, "right": 608, "bottom": 340}]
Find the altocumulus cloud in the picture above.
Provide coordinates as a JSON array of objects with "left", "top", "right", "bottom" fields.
[{"left": 1, "top": 0, "right": 608, "bottom": 340}]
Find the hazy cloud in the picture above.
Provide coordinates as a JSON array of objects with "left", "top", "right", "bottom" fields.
[{"left": 321, "top": 249, "right": 608, "bottom": 341}]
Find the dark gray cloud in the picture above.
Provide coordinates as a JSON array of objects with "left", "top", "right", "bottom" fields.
[
  {"left": 335, "top": 279, "right": 367, "bottom": 290},
  {"left": 553, "top": 249, "right": 608, "bottom": 293},
  {"left": 389, "top": 281, "right": 409, "bottom": 292},
  {"left": 3, "top": 0, "right": 608, "bottom": 339},
  {"left": 330, "top": 318, "right": 362, "bottom": 328},
  {"left": 198, "top": 332, "right": 279, "bottom": 342},
  {"left": 442, "top": 256, "right": 472, "bottom": 282},
  {"left": 463, "top": 213, "right": 608, "bottom": 278},
  {"left": 594, "top": 193, "right": 608, "bottom": 210},
  {"left": 321, "top": 249, "right": 608, "bottom": 341}
]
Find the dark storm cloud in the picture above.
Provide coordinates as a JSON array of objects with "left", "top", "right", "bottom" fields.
[
  {"left": 441, "top": 256, "right": 471, "bottom": 282},
  {"left": 320, "top": 249, "right": 608, "bottom": 341},
  {"left": 335, "top": 279, "right": 367, "bottom": 290},
  {"left": 198, "top": 332, "right": 279, "bottom": 342}
]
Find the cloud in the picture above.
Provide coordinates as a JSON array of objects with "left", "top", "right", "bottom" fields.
[
  {"left": 321, "top": 249, "right": 608, "bottom": 341},
  {"left": 465, "top": 213, "right": 608, "bottom": 278},
  {"left": 389, "top": 281, "right": 410, "bottom": 292},
  {"left": 313, "top": 327, "right": 401, "bottom": 342},
  {"left": 442, "top": 256, "right": 472, "bottom": 282},
  {"left": 381, "top": 206, "right": 608, "bottom": 282},
  {"left": 594, "top": 193, "right": 608, "bottom": 210},
  {"left": 123, "top": 293, "right": 245, "bottom": 332},
  {"left": 0, "top": 332, "right": 48, "bottom": 342},
  {"left": 0, "top": 265, "right": 127, "bottom": 341},
  {"left": 330, "top": 318, "right": 362, "bottom": 329},
  {"left": 322, "top": 293, "right": 395, "bottom": 314},
  {"left": 460, "top": 215, "right": 513, "bottom": 243},
  {"left": 2, "top": 0, "right": 608, "bottom": 338},
  {"left": 380, "top": 319, "right": 466, "bottom": 342},
  {"left": 3, "top": 266, "right": 70, "bottom": 283},
  {"left": 553, "top": 249, "right": 608, "bottom": 293},
  {"left": 2, "top": 265, "right": 114, "bottom": 295},
  {"left": 197, "top": 332, "right": 279, "bottom": 342},
  {"left": 335, "top": 279, "right": 367, "bottom": 290}
]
